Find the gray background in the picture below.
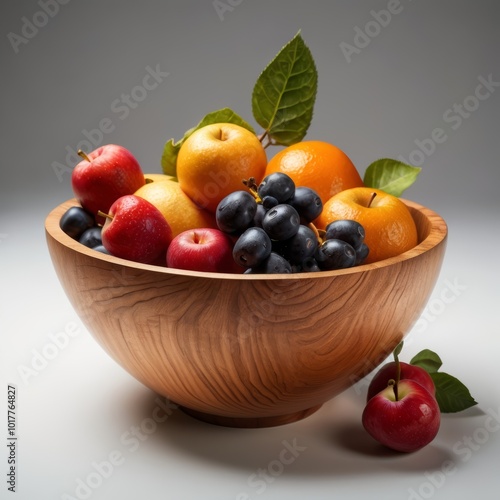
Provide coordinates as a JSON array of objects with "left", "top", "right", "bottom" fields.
[
  {"left": 1, "top": 1, "right": 499, "bottom": 499},
  {"left": 1, "top": 0, "right": 499, "bottom": 216}
]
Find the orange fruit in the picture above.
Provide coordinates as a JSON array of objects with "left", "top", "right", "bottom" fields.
[
  {"left": 265, "top": 141, "right": 364, "bottom": 204},
  {"left": 176, "top": 123, "right": 267, "bottom": 213},
  {"left": 316, "top": 187, "right": 418, "bottom": 264},
  {"left": 134, "top": 179, "right": 217, "bottom": 237}
]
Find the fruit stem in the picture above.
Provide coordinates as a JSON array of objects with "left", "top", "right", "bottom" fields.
[
  {"left": 242, "top": 177, "right": 262, "bottom": 202},
  {"left": 391, "top": 344, "right": 402, "bottom": 401},
  {"left": 97, "top": 210, "right": 113, "bottom": 221},
  {"left": 367, "top": 192, "right": 377, "bottom": 208},
  {"left": 257, "top": 130, "right": 276, "bottom": 149},
  {"left": 77, "top": 149, "right": 91, "bottom": 162},
  {"left": 258, "top": 129, "right": 269, "bottom": 144},
  {"left": 308, "top": 222, "right": 324, "bottom": 245},
  {"left": 387, "top": 379, "right": 398, "bottom": 401}
]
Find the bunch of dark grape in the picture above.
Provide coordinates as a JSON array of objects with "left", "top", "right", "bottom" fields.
[
  {"left": 215, "top": 172, "right": 369, "bottom": 274},
  {"left": 59, "top": 206, "right": 109, "bottom": 254}
]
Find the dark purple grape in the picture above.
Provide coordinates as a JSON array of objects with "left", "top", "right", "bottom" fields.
[
  {"left": 301, "top": 257, "right": 321, "bottom": 273},
  {"left": 79, "top": 227, "right": 102, "bottom": 248},
  {"left": 93, "top": 244, "right": 110, "bottom": 255},
  {"left": 280, "top": 225, "right": 319, "bottom": 264},
  {"left": 257, "top": 172, "right": 295, "bottom": 203},
  {"left": 253, "top": 203, "right": 267, "bottom": 228},
  {"left": 232, "top": 227, "right": 272, "bottom": 268},
  {"left": 325, "top": 220, "right": 365, "bottom": 250},
  {"left": 216, "top": 190, "right": 257, "bottom": 234},
  {"left": 60, "top": 206, "right": 95, "bottom": 240},
  {"left": 261, "top": 252, "right": 292, "bottom": 274},
  {"left": 355, "top": 242, "right": 370, "bottom": 265},
  {"left": 315, "top": 239, "right": 356, "bottom": 270},
  {"left": 262, "top": 204, "right": 300, "bottom": 241},
  {"left": 246, "top": 252, "right": 292, "bottom": 274},
  {"left": 289, "top": 187, "right": 323, "bottom": 222},
  {"left": 262, "top": 196, "right": 279, "bottom": 210}
]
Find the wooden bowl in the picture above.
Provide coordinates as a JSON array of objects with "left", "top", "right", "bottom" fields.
[{"left": 45, "top": 198, "right": 447, "bottom": 428}]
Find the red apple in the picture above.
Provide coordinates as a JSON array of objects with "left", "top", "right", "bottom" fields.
[
  {"left": 100, "top": 195, "right": 172, "bottom": 265},
  {"left": 166, "top": 228, "right": 242, "bottom": 273},
  {"left": 71, "top": 144, "right": 145, "bottom": 224},
  {"left": 362, "top": 379, "right": 440, "bottom": 453},
  {"left": 367, "top": 361, "right": 436, "bottom": 401}
]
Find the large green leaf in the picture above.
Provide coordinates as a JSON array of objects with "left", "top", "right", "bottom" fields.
[
  {"left": 431, "top": 372, "right": 478, "bottom": 413},
  {"left": 252, "top": 31, "right": 318, "bottom": 146},
  {"left": 363, "top": 158, "right": 421, "bottom": 197},
  {"left": 410, "top": 349, "right": 443, "bottom": 373},
  {"left": 161, "top": 107, "right": 255, "bottom": 177}
]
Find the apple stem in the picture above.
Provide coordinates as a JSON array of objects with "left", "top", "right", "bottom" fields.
[
  {"left": 367, "top": 192, "right": 377, "bottom": 208},
  {"left": 391, "top": 344, "right": 402, "bottom": 401},
  {"left": 77, "top": 149, "right": 91, "bottom": 162},
  {"left": 97, "top": 210, "right": 113, "bottom": 221},
  {"left": 388, "top": 379, "right": 398, "bottom": 401}
]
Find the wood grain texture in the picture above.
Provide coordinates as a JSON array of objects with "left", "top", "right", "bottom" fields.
[{"left": 45, "top": 198, "right": 447, "bottom": 427}]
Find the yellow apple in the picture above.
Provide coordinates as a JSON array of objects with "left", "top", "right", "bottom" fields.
[
  {"left": 134, "top": 178, "right": 217, "bottom": 237},
  {"left": 316, "top": 187, "right": 418, "bottom": 264},
  {"left": 176, "top": 123, "right": 267, "bottom": 213}
]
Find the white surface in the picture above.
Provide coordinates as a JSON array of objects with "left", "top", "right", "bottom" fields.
[{"left": 1, "top": 204, "right": 500, "bottom": 500}]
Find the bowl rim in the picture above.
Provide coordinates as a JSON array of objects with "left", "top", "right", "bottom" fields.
[{"left": 45, "top": 198, "right": 448, "bottom": 281}]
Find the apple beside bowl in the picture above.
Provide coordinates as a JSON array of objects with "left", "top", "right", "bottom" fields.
[{"left": 45, "top": 198, "right": 447, "bottom": 428}]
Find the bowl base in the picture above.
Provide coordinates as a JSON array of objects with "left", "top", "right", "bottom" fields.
[{"left": 179, "top": 404, "right": 323, "bottom": 428}]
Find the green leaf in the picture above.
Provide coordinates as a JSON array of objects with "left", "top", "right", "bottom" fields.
[
  {"left": 252, "top": 31, "right": 318, "bottom": 146},
  {"left": 363, "top": 158, "right": 421, "bottom": 197},
  {"left": 161, "top": 138, "right": 182, "bottom": 177},
  {"left": 431, "top": 372, "right": 478, "bottom": 413},
  {"left": 410, "top": 349, "right": 443, "bottom": 373},
  {"left": 161, "top": 107, "right": 255, "bottom": 177}
]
